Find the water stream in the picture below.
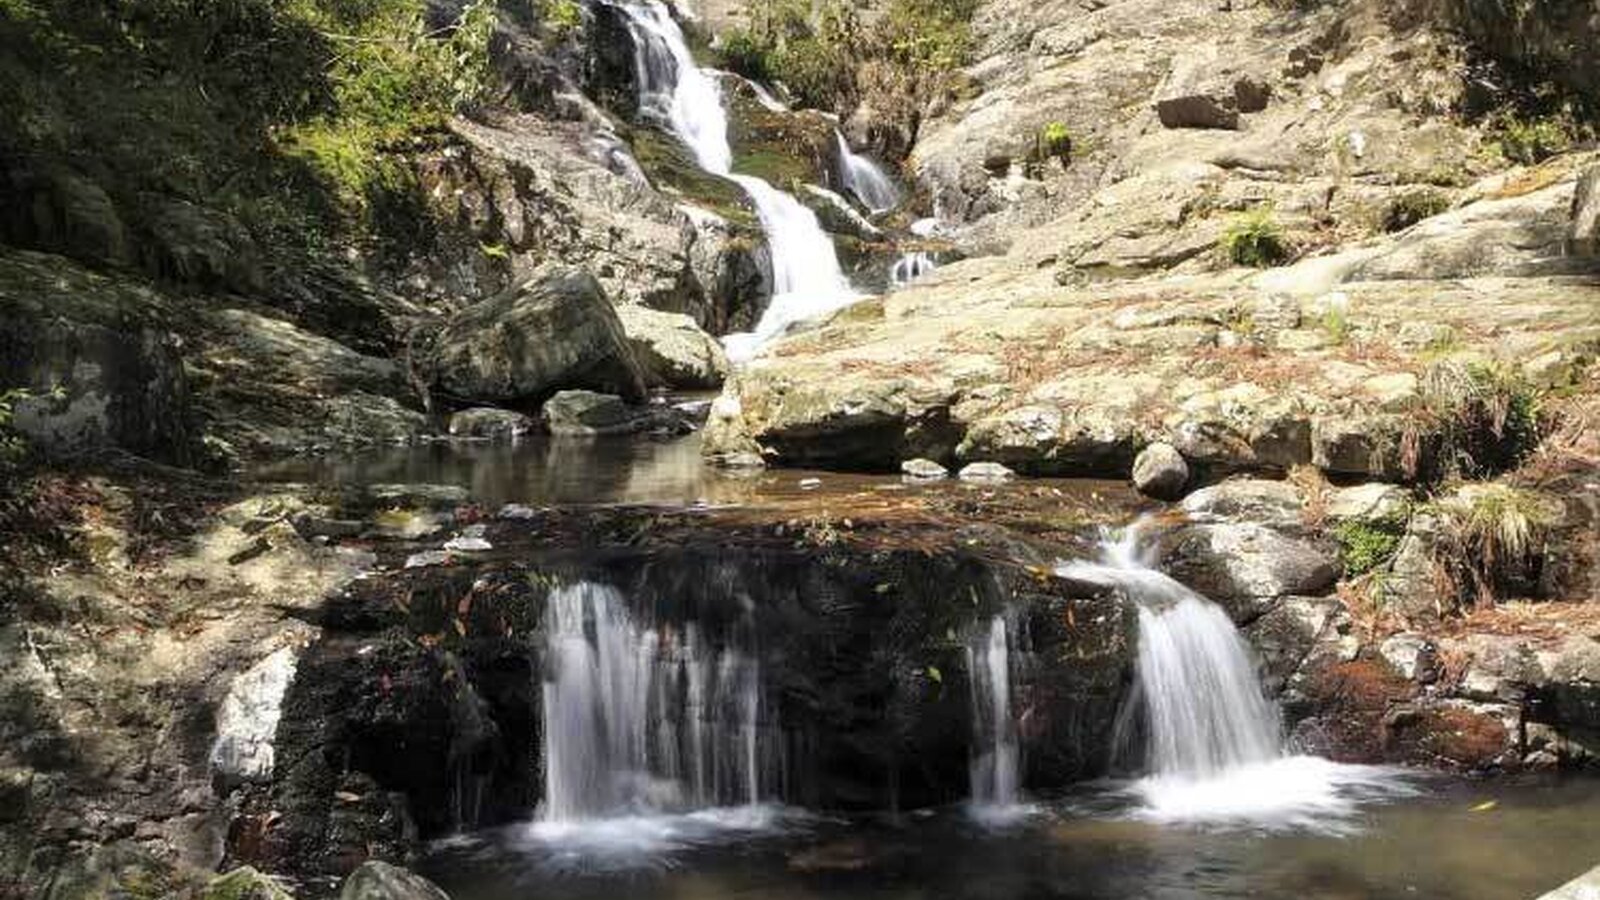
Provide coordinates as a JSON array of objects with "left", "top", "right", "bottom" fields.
[
  {"left": 966, "top": 615, "right": 1022, "bottom": 817},
  {"left": 834, "top": 131, "right": 900, "bottom": 213},
  {"left": 1058, "top": 528, "right": 1408, "bottom": 826},
  {"left": 617, "top": 1, "right": 857, "bottom": 362}
]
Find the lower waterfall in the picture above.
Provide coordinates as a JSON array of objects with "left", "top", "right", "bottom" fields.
[
  {"left": 967, "top": 615, "right": 1022, "bottom": 817},
  {"left": 540, "top": 582, "right": 776, "bottom": 822},
  {"left": 1059, "top": 530, "right": 1408, "bottom": 826}
]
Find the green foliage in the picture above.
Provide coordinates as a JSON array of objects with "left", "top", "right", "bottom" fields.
[
  {"left": 1320, "top": 305, "right": 1352, "bottom": 344},
  {"left": 1036, "top": 121, "right": 1072, "bottom": 163},
  {"left": 1404, "top": 359, "right": 1544, "bottom": 481},
  {"left": 0, "top": 388, "right": 31, "bottom": 470},
  {"left": 1333, "top": 515, "right": 1406, "bottom": 576},
  {"left": 1220, "top": 206, "right": 1291, "bottom": 267},
  {"left": 542, "top": 0, "right": 581, "bottom": 37},
  {"left": 1496, "top": 115, "right": 1572, "bottom": 165},
  {"left": 1381, "top": 189, "right": 1450, "bottom": 233}
]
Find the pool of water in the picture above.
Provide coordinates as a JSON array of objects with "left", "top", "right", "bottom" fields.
[{"left": 421, "top": 775, "right": 1600, "bottom": 900}]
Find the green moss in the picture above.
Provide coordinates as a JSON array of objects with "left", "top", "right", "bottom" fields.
[
  {"left": 1333, "top": 516, "right": 1406, "bottom": 575},
  {"left": 627, "top": 127, "right": 759, "bottom": 231},
  {"left": 1497, "top": 116, "right": 1572, "bottom": 165},
  {"left": 1220, "top": 206, "right": 1291, "bottom": 268}
]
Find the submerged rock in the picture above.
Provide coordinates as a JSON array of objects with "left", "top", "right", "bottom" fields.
[
  {"left": 447, "top": 408, "right": 534, "bottom": 440},
  {"left": 959, "top": 461, "right": 1016, "bottom": 482},
  {"left": 425, "top": 267, "right": 646, "bottom": 406},
  {"left": 339, "top": 861, "right": 450, "bottom": 900},
  {"left": 901, "top": 458, "right": 949, "bottom": 480},
  {"left": 1131, "top": 442, "right": 1188, "bottom": 500},
  {"left": 542, "top": 390, "right": 658, "bottom": 436}
]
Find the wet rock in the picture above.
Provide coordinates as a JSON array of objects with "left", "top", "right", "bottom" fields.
[
  {"left": 425, "top": 266, "right": 646, "bottom": 406},
  {"left": 1246, "top": 595, "right": 1352, "bottom": 696},
  {"left": 958, "top": 461, "right": 1016, "bottom": 483},
  {"left": 203, "top": 866, "right": 296, "bottom": 900},
  {"left": 796, "top": 185, "right": 884, "bottom": 241},
  {"left": 339, "top": 861, "right": 450, "bottom": 900},
  {"left": 616, "top": 305, "right": 730, "bottom": 390},
  {"left": 211, "top": 647, "right": 300, "bottom": 791},
  {"left": 41, "top": 842, "right": 202, "bottom": 900},
  {"left": 542, "top": 390, "right": 659, "bottom": 436},
  {"left": 362, "top": 484, "right": 470, "bottom": 510},
  {"left": 1572, "top": 165, "right": 1600, "bottom": 257},
  {"left": 1130, "top": 442, "right": 1188, "bottom": 500},
  {"left": 447, "top": 408, "right": 535, "bottom": 440},
  {"left": 901, "top": 458, "right": 949, "bottom": 480}
]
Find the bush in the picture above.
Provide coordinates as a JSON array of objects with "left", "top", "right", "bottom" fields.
[
  {"left": 1497, "top": 116, "right": 1572, "bottom": 165},
  {"left": 1381, "top": 189, "right": 1449, "bottom": 233},
  {"left": 1220, "top": 206, "right": 1291, "bottom": 267},
  {"left": 1333, "top": 515, "right": 1407, "bottom": 575},
  {"left": 1038, "top": 121, "right": 1072, "bottom": 162},
  {"left": 1429, "top": 483, "right": 1557, "bottom": 607}
]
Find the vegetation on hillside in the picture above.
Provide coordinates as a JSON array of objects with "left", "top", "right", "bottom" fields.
[{"left": 714, "top": 0, "right": 977, "bottom": 153}]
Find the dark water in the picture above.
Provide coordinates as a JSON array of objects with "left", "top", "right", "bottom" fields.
[{"left": 421, "top": 776, "right": 1600, "bottom": 900}]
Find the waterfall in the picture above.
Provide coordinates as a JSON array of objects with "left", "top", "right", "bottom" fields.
[
  {"left": 1058, "top": 528, "right": 1407, "bottom": 826},
  {"left": 889, "top": 251, "right": 937, "bottom": 288},
  {"left": 540, "top": 582, "right": 773, "bottom": 822},
  {"left": 967, "top": 615, "right": 1021, "bottom": 813},
  {"left": 834, "top": 131, "right": 900, "bottom": 213},
  {"left": 616, "top": 1, "right": 855, "bottom": 362}
]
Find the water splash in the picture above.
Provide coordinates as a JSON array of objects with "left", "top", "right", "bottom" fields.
[
  {"left": 835, "top": 131, "right": 900, "bottom": 213},
  {"left": 890, "top": 251, "right": 938, "bottom": 288},
  {"left": 1058, "top": 527, "right": 1410, "bottom": 827}
]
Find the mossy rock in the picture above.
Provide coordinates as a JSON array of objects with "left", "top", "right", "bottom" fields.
[
  {"left": 43, "top": 843, "right": 206, "bottom": 900},
  {"left": 723, "top": 81, "right": 838, "bottom": 189},
  {"left": 203, "top": 868, "right": 296, "bottom": 900},
  {"left": 625, "top": 127, "right": 758, "bottom": 232}
]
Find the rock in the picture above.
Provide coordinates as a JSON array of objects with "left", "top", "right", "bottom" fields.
[
  {"left": 447, "top": 408, "right": 534, "bottom": 439},
  {"left": 1378, "top": 633, "right": 1437, "bottom": 682},
  {"left": 1154, "top": 59, "right": 1271, "bottom": 129},
  {"left": 0, "top": 165, "right": 129, "bottom": 266},
  {"left": 797, "top": 184, "right": 884, "bottom": 241},
  {"left": 1131, "top": 442, "right": 1189, "bottom": 500},
  {"left": 616, "top": 305, "right": 730, "bottom": 390},
  {"left": 42, "top": 843, "right": 201, "bottom": 900},
  {"left": 442, "top": 536, "right": 493, "bottom": 553},
  {"left": 1325, "top": 483, "right": 1411, "bottom": 523},
  {"left": 0, "top": 250, "right": 200, "bottom": 465},
  {"left": 1537, "top": 863, "right": 1600, "bottom": 900},
  {"left": 203, "top": 867, "right": 296, "bottom": 900},
  {"left": 1384, "top": 517, "right": 1447, "bottom": 623},
  {"left": 1161, "top": 522, "right": 1340, "bottom": 623},
  {"left": 1180, "top": 479, "right": 1305, "bottom": 528},
  {"left": 958, "top": 461, "right": 1016, "bottom": 483},
  {"left": 426, "top": 266, "right": 646, "bottom": 406},
  {"left": 542, "top": 390, "right": 656, "bottom": 436},
  {"left": 404, "top": 550, "right": 452, "bottom": 569},
  {"left": 1572, "top": 165, "right": 1600, "bottom": 257},
  {"left": 339, "top": 861, "right": 451, "bottom": 900},
  {"left": 901, "top": 458, "right": 949, "bottom": 480},
  {"left": 362, "top": 484, "right": 469, "bottom": 510},
  {"left": 210, "top": 647, "right": 299, "bottom": 790}
]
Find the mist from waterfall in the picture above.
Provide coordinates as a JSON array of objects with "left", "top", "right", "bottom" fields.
[
  {"left": 539, "top": 582, "right": 776, "bottom": 824},
  {"left": 1058, "top": 527, "right": 1409, "bottom": 827},
  {"left": 617, "top": 1, "right": 855, "bottom": 362}
]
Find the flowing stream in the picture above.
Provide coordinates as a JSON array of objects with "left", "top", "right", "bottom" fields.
[
  {"left": 1058, "top": 529, "right": 1407, "bottom": 826},
  {"left": 966, "top": 615, "right": 1021, "bottom": 816},
  {"left": 834, "top": 131, "right": 900, "bottom": 213},
  {"left": 617, "top": 1, "right": 857, "bottom": 362}
]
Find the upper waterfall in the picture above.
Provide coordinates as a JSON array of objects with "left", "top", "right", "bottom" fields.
[{"left": 616, "top": 0, "right": 856, "bottom": 362}]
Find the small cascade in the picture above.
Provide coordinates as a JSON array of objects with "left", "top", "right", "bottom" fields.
[
  {"left": 1058, "top": 528, "right": 1406, "bottom": 825},
  {"left": 540, "top": 582, "right": 775, "bottom": 822},
  {"left": 889, "top": 251, "right": 938, "bottom": 288},
  {"left": 966, "top": 615, "right": 1020, "bottom": 813},
  {"left": 834, "top": 131, "right": 900, "bottom": 213},
  {"left": 617, "top": 1, "right": 856, "bottom": 362}
]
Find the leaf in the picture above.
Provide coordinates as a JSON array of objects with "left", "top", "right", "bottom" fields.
[
  {"left": 926, "top": 666, "right": 943, "bottom": 684},
  {"left": 334, "top": 791, "right": 363, "bottom": 803},
  {"left": 1470, "top": 800, "right": 1497, "bottom": 812}
]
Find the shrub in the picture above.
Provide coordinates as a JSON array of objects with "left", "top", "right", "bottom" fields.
[
  {"left": 1381, "top": 189, "right": 1450, "bottom": 233},
  {"left": 1037, "top": 121, "right": 1072, "bottom": 162},
  {"left": 1220, "top": 206, "right": 1291, "bottom": 267},
  {"left": 542, "top": 0, "right": 581, "bottom": 37},
  {"left": 1429, "top": 483, "right": 1557, "bottom": 608},
  {"left": 1333, "top": 515, "right": 1407, "bottom": 576},
  {"left": 1402, "top": 359, "right": 1542, "bottom": 481},
  {"left": 1497, "top": 116, "right": 1571, "bottom": 165}
]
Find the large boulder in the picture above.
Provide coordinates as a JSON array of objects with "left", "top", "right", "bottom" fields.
[
  {"left": 1131, "top": 442, "right": 1189, "bottom": 500},
  {"left": 542, "top": 390, "right": 659, "bottom": 436},
  {"left": 339, "top": 861, "right": 450, "bottom": 900},
  {"left": 0, "top": 250, "right": 200, "bottom": 465},
  {"left": 1160, "top": 521, "right": 1341, "bottom": 623},
  {"left": 426, "top": 267, "right": 646, "bottom": 405},
  {"left": 616, "top": 305, "right": 730, "bottom": 390}
]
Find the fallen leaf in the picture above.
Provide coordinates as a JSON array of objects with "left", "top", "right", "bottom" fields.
[{"left": 1470, "top": 800, "right": 1497, "bottom": 812}]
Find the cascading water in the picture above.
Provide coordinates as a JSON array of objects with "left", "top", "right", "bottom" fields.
[
  {"left": 539, "top": 582, "right": 775, "bottom": 824},
  {"left": 1059, "top": 528, "right": 1407, "bottom": 827},
  {"left": 616, "top": 1, "right": 855, "bottom": 362},
  {"left": 889, "top": 251, "right": 937, "bottom": 288},
  {"left": 834, "top": 131, "right": 900, "bottom": 213},
  {"left": 967, "top": 615, "right": 1021, "bottom": 815}
]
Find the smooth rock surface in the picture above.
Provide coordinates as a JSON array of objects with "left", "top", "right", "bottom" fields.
[
  {"left": 447, "top": 407, "right": 535, "bottom": 439},
  {"left": 340, "top": 861, "right": 451, "bottom": 900},
  {"left": 1130, "top": 441, "right": 1188, "bottom": 499},
  {"left": 616, "top": 305, "right": 730, "bottom": 390}
]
